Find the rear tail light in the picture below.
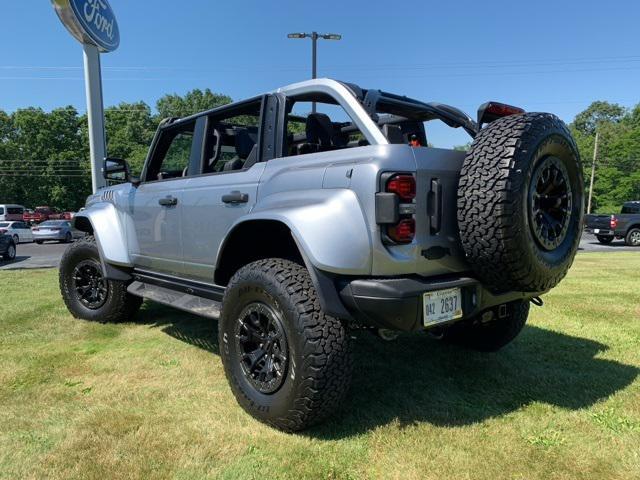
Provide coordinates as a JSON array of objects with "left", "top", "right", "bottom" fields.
[
  {"left": 610, "top": 215, "right": 618, "bottom": 229},
  {"left": 386, "top": 174, "right": 416, "bottom": 201},
  {"left": 387, "top": 219, "right": 415, "bottom": 243},
  {"left": 376, "top": 172, "right": 417, "bottom": 244}
]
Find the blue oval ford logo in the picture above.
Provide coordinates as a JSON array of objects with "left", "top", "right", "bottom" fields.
[{"left": 52, "top": 0, "right": 120, "bottom": 52}]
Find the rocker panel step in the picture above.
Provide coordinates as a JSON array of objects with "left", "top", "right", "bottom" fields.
[{"left": 127, "top": 281, "right": 221, "bottom": 319}]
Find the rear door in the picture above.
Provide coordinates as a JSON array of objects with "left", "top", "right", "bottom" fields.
[
  {"left": 127, "top": 119, "right": 199, "bottom": 276},
  {"left": 180, "top": 97, "right": 270, "bottom": 282}
]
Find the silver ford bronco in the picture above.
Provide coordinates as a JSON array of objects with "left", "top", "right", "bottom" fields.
[{"left": 59, "top": 79, "right": 584, "bottom": 431}]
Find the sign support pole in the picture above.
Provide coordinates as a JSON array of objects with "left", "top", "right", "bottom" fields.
[{"left": 82, "top": 43, "right": 107, "bottom": 193}]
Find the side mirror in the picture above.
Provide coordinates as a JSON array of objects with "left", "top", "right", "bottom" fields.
[{"left": 103, "top": 157, "right": 130, "bottom": 182}]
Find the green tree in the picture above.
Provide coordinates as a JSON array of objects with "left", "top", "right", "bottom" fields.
[{"left": 156, "top": 88, "right": 232, "bottom": 119}]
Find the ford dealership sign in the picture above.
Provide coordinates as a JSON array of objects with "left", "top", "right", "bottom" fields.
[{"left": 52, "top": 0, "right": 120, "bottom": 52}]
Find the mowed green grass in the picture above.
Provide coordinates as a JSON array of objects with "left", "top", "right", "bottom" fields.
[{"left": 1, "top": 254, "right": 639, "bottom": 480}]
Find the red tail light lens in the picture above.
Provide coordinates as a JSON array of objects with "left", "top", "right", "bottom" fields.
[
  {"left": 610, "top": 215, "right": 618, "bottom": 229},
  {"left": 386, "top": 174, "right": 416, "bottom": 201},
  {"left": 387, "top": 219, "right": 415, "bottom": 243}
]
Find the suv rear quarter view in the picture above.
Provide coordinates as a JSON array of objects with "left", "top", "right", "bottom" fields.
[{"left": 58, "top": 79, "right": 584, "bottom": 431}]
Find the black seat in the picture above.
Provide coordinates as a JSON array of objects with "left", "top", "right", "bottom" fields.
[
  {"left": 224, "top": 129, "right": 256, "bottom": 171},
  {"left": 298, "top": 113, "right": 340, "bottom": 155}
]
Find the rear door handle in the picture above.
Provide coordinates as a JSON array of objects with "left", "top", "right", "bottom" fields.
[
  {"left": 158, "top": 196, "right": 178, "bottom": 207},
  {"left": 222, "top": 191, "right": 249, "bottom": 204}
]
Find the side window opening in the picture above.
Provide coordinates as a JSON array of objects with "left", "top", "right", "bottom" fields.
[
  {"left": 281, "top": 98, "right": 429, "bottom": 157},
  {"left": 202, "top": 99, "right": 263, "bottom": 174},
  {"left": 146, "top": 121, "right": 196, "bottom": 181}
]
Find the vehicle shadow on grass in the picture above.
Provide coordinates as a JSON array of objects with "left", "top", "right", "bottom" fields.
[
  {"left": 132, "top": 304, "right": 639, "bottom": 437},
  {"left": 311, "top": 325, "right": 639, "bottom": 438},
  {"left": 136, "top": 302, "right": 220, "bottom": 355}
]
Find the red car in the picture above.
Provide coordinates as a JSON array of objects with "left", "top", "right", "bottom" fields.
[{"left": 23, "top": 206, "right": 66, "bottom": 224}]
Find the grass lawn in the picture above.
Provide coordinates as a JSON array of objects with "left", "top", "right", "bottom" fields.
[{"left": 1, "top": 253, "right": 639, "bottom": 479}]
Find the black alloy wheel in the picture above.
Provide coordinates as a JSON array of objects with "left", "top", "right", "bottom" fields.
[
  {"left": 72, "top": 259, "right": 109, "bottom": 310},
  {"left": 528, "top": 156, "right": 572, "bottom": 251},
  {"left": 235, "top": 302, "right": 289, "bottom": 394}
]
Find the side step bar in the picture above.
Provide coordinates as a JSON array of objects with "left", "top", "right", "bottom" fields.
[{"left": 127, "top": 281, "right": 221, "bottom": 319}]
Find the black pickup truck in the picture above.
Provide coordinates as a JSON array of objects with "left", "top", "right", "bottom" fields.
[{"left": 585, "top": 201, "right": 640, "bottom": 246}]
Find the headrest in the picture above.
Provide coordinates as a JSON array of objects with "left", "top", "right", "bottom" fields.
[
  {"left": 234, "top": 129, "right": 256, "bottom": 159},
  {"left": 305, "top": 113, "right": 334, "bottom": 146}
]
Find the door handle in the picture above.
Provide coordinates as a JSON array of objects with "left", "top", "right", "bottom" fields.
[
  {"left": 158, "top": 196, "right": 178, "bottom": 207},
  {"left": 222, "top": 191, "right": 249, "bottom": 204}
]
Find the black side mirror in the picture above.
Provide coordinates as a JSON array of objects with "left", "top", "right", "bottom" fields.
[{"left": 103, "top": 157, "right": 131, "bottom": 183}]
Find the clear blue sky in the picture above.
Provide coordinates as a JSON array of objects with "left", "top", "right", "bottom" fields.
[{"left": 2, "top": 0, "right": 639, "bottom": 147}]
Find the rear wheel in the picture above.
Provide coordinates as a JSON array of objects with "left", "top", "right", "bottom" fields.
[
  {"left": 219, "top": 258, "right": 352, "bottom": 431},
  {"left": 63, "top": 232, "right": 72, "bottom": 243},
  {"left": 12, "top": 234, "right": 19, "bottom": 244},
  {"left": 625, "top": 228, "right": 640, "bottom": 247},
  {"left": 596, "top": 235, "right": 614, "bottom": 244},
  {"left": 36, "top": 241, "right": 43, "bottom": 245},
  {"left": 458, "top": 113, "right": 584, "bottom": 293},
  {"left": 59, "top": 236, "right": 142, "bottom": 322},
  {"left": 440, "top": 300, "right": 530, "bottom": 352}
]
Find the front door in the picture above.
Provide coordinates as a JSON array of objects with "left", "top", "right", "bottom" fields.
[{"left": 128, "top": 119, "right": 197, "bottom": 276}]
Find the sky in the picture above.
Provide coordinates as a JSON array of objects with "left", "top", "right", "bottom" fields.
[{"left": 2, "top": 0, "right": 640, "bottom": 147}]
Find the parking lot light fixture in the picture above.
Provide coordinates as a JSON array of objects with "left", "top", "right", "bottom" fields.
[{"left": 287, "top": 31, "right": 342, "bottom": 112}]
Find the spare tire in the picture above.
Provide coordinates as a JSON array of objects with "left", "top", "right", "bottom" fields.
[{"left": 457, "top": 113, "right": 584, "bottom": 293}]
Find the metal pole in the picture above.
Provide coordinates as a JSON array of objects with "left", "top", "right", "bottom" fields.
[
  {"left": 587, "top": 129, "right": 599, "bottom": 214},
  {"left": 82, "top": 44, "right": 107, "bottom": 193},
  {"left": 311, "top": 31, "right": 318, "bottom": 113}
]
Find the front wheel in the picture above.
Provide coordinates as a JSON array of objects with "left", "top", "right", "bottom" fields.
[
  {"left": 59, "top": 236, "right": 142, "bottom": 322},
  {"left": 63, "top": 232, "right": 72, "bottom": 243},
  {"left": 219, "top": 258, "right": 352, "bottom": 431},
  {"left": 625, "top": 228, "right": 640, "bottom": 247},
  {"left": 596, "top": 235, "right": 614, "bottom": 244},
  {"left": 440, "top": 300, "right": 530, "bottom": 352},
  {"left": 13, "top": 234, "right": 19, "bottom": 244},
  {"left": 3, "top": 242, "right": 16, "bottom": 261}
]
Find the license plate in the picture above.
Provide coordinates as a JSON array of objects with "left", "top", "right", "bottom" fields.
[
  {"left": 594, "top": 228, "right": 600, "bottom": 233},
  {"left": 423, "top": 287, "right": 463, "bottom": 326}
]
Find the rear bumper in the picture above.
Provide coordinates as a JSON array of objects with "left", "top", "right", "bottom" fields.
[
  {"left": 338, "top": 274, "right": 539, "bottom": 332},
  {"left": 33, "top": 233, "right": 65, "bottom": 241},
  {"left": 585, "top": 228, "right": 614, "bottom": 236}
]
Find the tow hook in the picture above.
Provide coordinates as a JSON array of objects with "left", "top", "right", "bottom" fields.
[
  {"left": 531, "top": 296, "right": 544, "bottom": 307},
  {"left": 377, "top": 328, "right": 400, "bottom": 341}
]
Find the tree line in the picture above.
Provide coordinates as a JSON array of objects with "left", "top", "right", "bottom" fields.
[{"left": 0, "top": 91, "right": 638, "bottom": 213}]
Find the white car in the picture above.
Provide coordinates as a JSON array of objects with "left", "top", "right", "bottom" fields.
[{"left": 0, "top": 221, "right": 34, "bottom": 244}]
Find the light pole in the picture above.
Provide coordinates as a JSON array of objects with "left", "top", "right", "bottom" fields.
[{"left": 287, "top": 32, "right": 342, "bottom": 113}]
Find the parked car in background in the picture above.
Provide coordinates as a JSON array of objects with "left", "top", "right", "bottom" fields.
[
  {"left": 0, "top": 232, "right": 16, "bottom": 261},
  {"left": 0, "top": 204, "right": 25, "bottom": 222},
  {"left": 585, "top": 201, "right": 640, "bottom": 246},
  {"left": 32, "top": 220, "right": 83, "bottom": 244},
  {"left": 0, "top": 221, "right": 34, "bottom": 243}
]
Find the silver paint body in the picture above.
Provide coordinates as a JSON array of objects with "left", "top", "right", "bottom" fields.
[{"left": 75, "top": 79, "right": 471, "bottom": 284}]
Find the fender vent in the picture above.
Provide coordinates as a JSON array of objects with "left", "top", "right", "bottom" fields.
[{"left": 101, "top": 189, "right": 115, "bottom": 202}]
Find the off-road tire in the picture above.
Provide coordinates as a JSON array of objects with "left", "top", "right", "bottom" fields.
[
  {"left": 59, "top": 236, "right": 142, "bottom": 322},
  {"left": 219, "top": 258, "right": 352, "bottom": 432},
  {"left": 596, "top": 235, "right": 614, "bottom": 244},
  {"left": 625, "top": 228, "right": 640, "bottom": 247},
  {"left": 441, "top": 300, "right": 530, "bottom": 352},
  {"left": 3, "top": 241, "right": 16, "bottom": 261},
  {"left": 458, "top": 113, "right": 584, "bottom": 293}
]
